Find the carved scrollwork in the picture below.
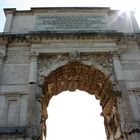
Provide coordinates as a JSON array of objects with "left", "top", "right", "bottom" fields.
[
  {"left": 102, "top": 94, "right": 123, "bottom": 140},
  {"left": 37, "top": 54, "right": 68, "bottom": 85},
  {"left": 40, "top": 61, "right": 122, "bottom": 140},
  {"left": 30, "top": 52, "right": 39, "bottom": 60},
  {"left": 37, "top": 53, "right": 114, "bottom": 86},
  {"left": 111, "top": 49, "right": 121, "bottom": 58},
  {"left": 80, "top": 53, "right": 113, "bottom": 75}
]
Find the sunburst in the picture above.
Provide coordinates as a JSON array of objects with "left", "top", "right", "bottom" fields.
[{"left": 110, "top": 0, "right": 140, "bottom": 30}]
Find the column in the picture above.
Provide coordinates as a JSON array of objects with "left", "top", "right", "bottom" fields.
[
  {"left": 27, "top": 52, "right": 41, "bottom": 139},
  {"left": 29, "top": 52, "right": 38, "bottom": 84},
  {"left": 112, "top": 51, "right": 134, "bottom": 140},
  {"left": 113, "top": 52, "right": 124, "bottom": 81}
]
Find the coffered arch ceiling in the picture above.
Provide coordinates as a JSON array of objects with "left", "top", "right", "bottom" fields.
[{"left": 41, "top": 61, "right": 122, "bottom": 140}]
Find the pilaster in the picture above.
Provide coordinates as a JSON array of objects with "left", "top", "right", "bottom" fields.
[{"left": 112, "top": 50, "right": 137, "bottom": 139}]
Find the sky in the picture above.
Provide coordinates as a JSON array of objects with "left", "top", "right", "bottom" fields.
[
  {"left": 0, "top": 0, "right": 140, "bottom": 140},
  {"left": 47, "top": 90, "right": 106, "bottom": 140},
  {"left": 0, "top": 0, "right": 140, "bottom": 31}
]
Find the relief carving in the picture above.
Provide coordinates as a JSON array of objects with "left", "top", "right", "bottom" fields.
[
  {"left": 30, "top": 51, "right": 39, "bottom": 60},
  {"left": 103, "top": 101, "right": 122, "bottom": 140},
  {"left": 37, "top": 53, "right": 114, "bottom": 86},
  {"left": 80, "top": 53, "right": 113, "bottom": 75},
  {"left": 41, "top": 61, "right": 121, "bottom": 140},
  {"left": 37, "top": 54, "right": 68, "bottom": 85},
  {"left": 40, "top": 95, "right": 48, "bottom": 139}
]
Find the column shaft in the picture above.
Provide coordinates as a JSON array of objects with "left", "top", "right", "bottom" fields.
[
  {"left": 27, "top": 52, "right": 41, "bottom": 138},
  {"left": 113, "top": 54, "right": 124, "bottom": 81},
  {"left": 29, "top": 52, "right": 38, "bottom": 84}
]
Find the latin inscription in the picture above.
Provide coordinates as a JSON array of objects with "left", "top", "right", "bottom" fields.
[{"left": 36, "top": 15, "right": 107, "bottom": 31}]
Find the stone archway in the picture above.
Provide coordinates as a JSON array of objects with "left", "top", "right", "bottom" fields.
[{"left": 41, "top": 61, "right": 122, "bottom": 140}]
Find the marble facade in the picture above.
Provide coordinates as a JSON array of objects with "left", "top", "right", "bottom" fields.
[{"left": 0, "top": 7, "right": 140, "bottom": 140}]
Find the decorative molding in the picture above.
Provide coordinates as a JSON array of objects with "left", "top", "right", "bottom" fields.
[
  {"left": 0, "top": 126, "right": 26, "bottom": 136},
  {"left": 0, "top": 32, "right": 140, "bottom": 45},
  {"left": 3, "top": 93, "right": 21, "bottom": 127},
  {"left": 30, "top": 51, "right": 39, "bottom": 60},
  {"left": 37, "top": 53, "right": 114, "bottom": 86},
  {"left": 41, "top": 61, "right": 122, "bottom": 139},
  {"left": 0, "top": 92, "right": 28, "bottom": 95}
]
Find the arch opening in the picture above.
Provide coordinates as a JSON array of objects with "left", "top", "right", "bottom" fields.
[
  {"left": 41, "top": 61, "right": 122, "bottom": 140},
  {"left": 47, "top": 90, "right": 106, "bottom": 140}
]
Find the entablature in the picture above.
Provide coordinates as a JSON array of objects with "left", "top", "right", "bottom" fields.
[{"left": 0, "top": 32, "right": 140, "bottom": 46}]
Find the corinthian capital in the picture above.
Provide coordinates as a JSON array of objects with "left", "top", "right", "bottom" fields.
[
  {"left": 112, "top": 49, "right": 121, "bottom": 57},
  {"left": 30, "top": 52, "right": 39, "bottom": 60},
  {"left": 111, "top": 49, "right": 121, "bottom": 60}
]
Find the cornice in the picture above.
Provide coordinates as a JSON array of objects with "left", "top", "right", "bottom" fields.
[
  {"left": 0, "top": 32, "right": 140, "bottom": 45},
  {"left": 31, "top": 7, "right": 111, "bottom": 13},
  {"left": 4, "top": 8, "right": 16, "bottom": 16},
  {"left": 4, "top": 7, "right": 112, "bottom": 16}
]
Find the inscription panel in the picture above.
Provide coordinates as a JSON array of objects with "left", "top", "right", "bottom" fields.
[{"left": 36, "top": 14, "right": 108, "bottom": 31}]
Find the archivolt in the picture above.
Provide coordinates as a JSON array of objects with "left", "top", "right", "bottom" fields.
[{"left": 41, "top": 61, "right": 122, "bottom": 140}]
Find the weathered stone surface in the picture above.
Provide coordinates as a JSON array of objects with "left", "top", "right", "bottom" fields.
[
  {"left": 1, "top": 64, "right": 29, "bottom": 85},
  {"left": 0, "top": 7, "right": 140, "bottom": 140},
  {"left": 36, "top": 14, "right": 107, "bottom": 31}
]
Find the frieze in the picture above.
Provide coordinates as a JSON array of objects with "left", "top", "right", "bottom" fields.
[
  {"left": 81, "top": 53, "right": 113, "bottom": 75},
  {"left": 0, "top": 33, "right": 140, "bottom": 45}
]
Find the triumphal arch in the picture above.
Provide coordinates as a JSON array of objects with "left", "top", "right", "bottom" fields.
[{"left": 0, "top": 7, "right": 140, "bottom": 140}]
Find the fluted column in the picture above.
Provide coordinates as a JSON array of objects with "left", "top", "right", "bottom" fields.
[{"left": 27, "top": 52, "right": 41, "bottom": 139}]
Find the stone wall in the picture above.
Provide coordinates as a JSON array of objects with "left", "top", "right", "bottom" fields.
[
  {"left": 3, "top": 7, "right": 140, "bottom": 33},
  {"left": 0, "top": 7, "right": 140, "bottom": 140},
  {"left": 0, "top": 45, "right": 30, "bottom": 139}
]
